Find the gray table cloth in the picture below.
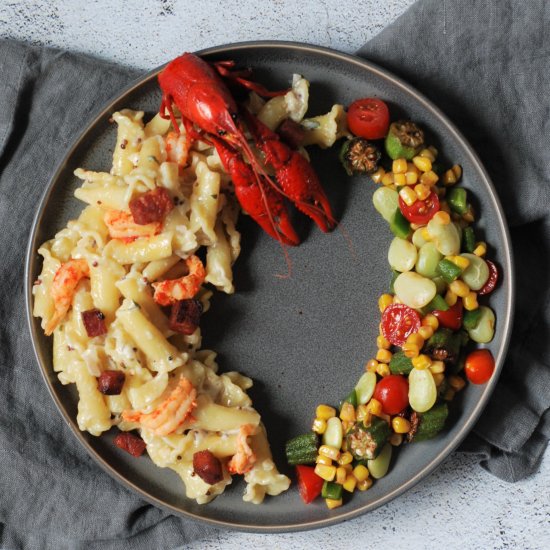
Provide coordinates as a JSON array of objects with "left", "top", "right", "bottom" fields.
[{"left": 1, "top": 0, "right": 548, "bottom": 548}]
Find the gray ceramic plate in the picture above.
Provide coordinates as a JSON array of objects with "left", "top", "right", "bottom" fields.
[{"left": 26, "top": 42, "right": 514, "bottom": 531}]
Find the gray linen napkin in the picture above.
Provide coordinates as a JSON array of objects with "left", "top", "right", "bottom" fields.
[
  {"left": 358, "top": 0, "right": 550, "bottom": 482},
  {"left": 1, "top": 0, "right": 550, "bottom": 547}
]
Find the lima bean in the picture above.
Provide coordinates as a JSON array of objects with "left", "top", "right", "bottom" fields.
[
  {"left": 368, "top": 443, "right": 392, "bottom": 479},
  {"left": 408, "top": 368, "right": 437, "bottom": 413},
  {"left": 427, "top": 219, "right": 461, "bottom": 256},
  {"left": 394, "top": 271, "right": 437, "bottom": 309},
  {"left": 460, "top": 253, "right": 490, "bottom": 290},
  {"left": 388, "top": 237, "right": 417, "bottom": 272},
  {"left": 415, "top": 242, "right": 443, "bottom": 278},
  {"left": 373, "top": 187, "right": 399, "bottom": 223},
  {"left": 466, "top": 305, "right": 495, "bottom": 343}
]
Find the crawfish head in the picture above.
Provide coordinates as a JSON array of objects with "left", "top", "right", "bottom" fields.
[{"left": 158, "top": 53, "right": 242, "bottom": 143}]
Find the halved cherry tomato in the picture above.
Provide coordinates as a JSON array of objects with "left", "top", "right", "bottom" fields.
[
  {"left": 373, "top": 375, "right": 409, "bottom": 415},
  {"left": 432, "top": 301, "right": 463, "bottom": 331},
  {"left": 295, "top": 465, "right": 324, "bottom": 504},
  {"left": 464, "top": 349, "right": 495, "bottom": 384},
  {"left": 381, "top": 303, "right": 422, "bottom": 346},
  {"left": 478, "top": 260, "right": 499, "bottom": 295},
  {"left": 398, "top": 191, "right": 440, "bottom": 224},
  {"left": 347, "top": 98, "right": 390, "bottom": 140}
]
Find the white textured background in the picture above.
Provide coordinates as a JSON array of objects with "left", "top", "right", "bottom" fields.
[{"left": 1, "top": 1, "right": 549, "bottom": 549}]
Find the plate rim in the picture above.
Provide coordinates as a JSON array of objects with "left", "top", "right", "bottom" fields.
[{"left": 24, "top": 40, "right": 515, "bottom": 532}]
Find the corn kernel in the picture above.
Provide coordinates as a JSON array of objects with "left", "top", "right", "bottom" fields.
[
  {"left": 376, "top": 362, "right": 391, "bottom": 377},
  {"left": 473, "top": 242, "right": 487, "bottom": 257},
  {"left": 429, "top": 360, "right": 446, "bottom": 374},
  {"left": 376, "top": 349, "right": 392, "bottom": 364},
  {"left": 356, "top": 478, "right": 374, "bottom": 491},
  {"left": 463, "top": 291, "right": 479, "bottom": 311},
  {"left": 443, "top": 164, "right": 462, "bottom": 186},
  {"left": 342, "top": 463, "right": 353, "bottom": 473},
  {"left": 406, "top": 333, "right": 425, "bottom": 347},
  {"left": 428, "top": 145, "right": 438, "bottom": 158},
  {"left": 443, "top": 387, "right": 456, "bottom": 401},
  {"left": 341, "top": 420, "right": 353, "bottom": 433},
  {"left": 316, "top": 404, "right": 336, "bottom": 420},
  {"left": 335, "top": 466, "right": 348, "bottom": 485},
  {"left": 448, "top": 375, "right": 466, "bottom": 391},
  {"left": 392, "top": 158, "right": 408, "bottom": 174},
  {"left": 399, "top": 186, "right": 418, "bottom": 206},
  {"left": 433, "top": 373, "right": 445, "bottom": 386},
  {"left": 382, "top": 172, "right": 395, "bottom": 186},
  {"left": 432, "top": 210, "right": 451, "bottom": 225},
  {"left": 405, "top": 170, "right": 419, "bottom": 185},
  {"left": 319, "top": 445, "right": 340, "bottom": 461},
  {"left": 418, "top": 325, "right": 434, "bottom": 340},
  {"left": 451, "top": 255, "right": 470, "bottom": 270},
  {"left": 377, "top": 334, "right": 391, "bottom": 350},
  {"left": 343, "top": 474, "right": 357, "bottom": 493},
  {"left": 393, "top": 173, "right": 407, "bottom": 186},
  {"left": 371, "top": 167, "right": 386, "bottom": 184},
  {"left": 312, "top": 417, "right": 327, "bottom": 434},
  {"left": 339, "top": 402, "right": 356, "bottom": 423},
  {"left": 392, "top": 416, "right": 411, "bottom": 434},
  {"left": 412, "top": 155, "right": 432, "bottom": 172},
  {"left": 422, "top": 314, "right": 439, "bottom": 330},
  {"left": 367, "top": 398, "right": 383, "bottom": 416},
  {"left": 445, "top": 289, "right": 458, "bottom": 306},
  {"left": 412, "top": 354, "right": 432, "bottom": 370},
  {"left": 449, "top": 279, "right": 470, "bottom": 298},
  {"left": 325, "top": 498, "right": 343, "bottom": 509},
  {"left": 419, "top": 148, "right": 436, "bottom": 162},
  {"left": 378, "top": 293, "right": 394, "bottom": 313},
  {"left": 356, "top": 405, "right": 370, "bottom": 424},
  {"left": 353, "top": 464, "right": 370, "bottom": 482},
  {"left": 316, "top": 454, "right": 332, "bottom": 466},
  {"left": 389, "top": 433, "right": 404, "bottom": 446},
  {"left": 338, "top": 451, "right": 353, "bottom": 466},
  {"left": 402, "top": 342, "right": 420, "bottom": 358},
  {"left": 341, "top": 439, "right": 348, "bottom": 452},
  {"left": 420, "top": 170, "right": 439, "bottom": 186},
  {"left": 392, "top": 295, "right": 402, "bottom": 304},
  {"left": 314, "top": 463, "right": 336, "bottom": 482},
  {"left": 366, "top": 359, "right": 379, "bottom": 373},
  {"left": 414, "top": 183, "right": 431, "bottom": 200}
]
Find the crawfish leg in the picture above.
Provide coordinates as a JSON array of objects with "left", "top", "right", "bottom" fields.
[
  {"left": 244, "top": 111, "right": 336, "bottom": 232},
  {"left": 211, "top": 136, "right": 299, "bottom": 246}
]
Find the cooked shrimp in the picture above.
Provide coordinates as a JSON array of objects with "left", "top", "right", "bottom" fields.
[
  {"left": 227, "top": 424, "right": 257, "bottom": 475},
  {"left": 122, "top": 376, "right": 197, "bottom": 436},
  {"left": 152, "top": 254, "right": 206, "bottom": 306},
  {"left": 44, "top": 259, "right": 90, "bottom": 336},
  {"left": 165, "top": 131, "right": 191, "bottom": 166},
  {"left": 104, "top": 209, "right": 161, "bottom": 242}
]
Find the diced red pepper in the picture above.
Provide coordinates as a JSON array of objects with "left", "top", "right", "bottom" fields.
[
  {"left": 295, "top": 465, "right": 324, "bottom": 504},
  {"left": 478, "top": 260, "right": 499, "bottom": 295},
  {"left": 433, "top": 301, "right": 463, "bottom": 331}
]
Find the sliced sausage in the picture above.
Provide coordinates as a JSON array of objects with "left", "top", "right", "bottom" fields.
[
  {"left": 113, "top": 432, "right": 146, "bottom": 457},
  {"left": 129, "top": 187, "right": 174, "bottom": 225},
  {"left": 98, "top": 370, "right": 125, "bottom": 395},
  {"left": 277, "top": 118, "right": 305, "bottom": 149},
  {"left": 169, "top": 299, "right": 202, "bottom": 335},
  {"left": 81, "top": 309, "right": 107, "bottom": 337},
  {"left": 193, "top": 450, "right": 223, "bottom": 485}
]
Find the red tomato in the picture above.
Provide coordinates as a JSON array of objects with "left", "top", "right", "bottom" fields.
[
  {"left": 464, "top": 349, "right": 495, "bottom": 384},
  {"left": 381, "top": 304, "right": 422, "bottom": 346},
  {"left": 347, "top": 98, "right": 390, "bottom": 140},
  {"left": 295, "top": 465, "right": 324, "bottom": 504},
  {"left": 432, "top": 301, "right": 463, "bottom": 331},
  {"left": 398, "top": 191, "right": 440, "bottom": 224},
  {"left": 374, "top": 375, "right": 409, "bottom": 415},
  {"left": 478, "top": 260, "right": 499, "bottom": 295}
]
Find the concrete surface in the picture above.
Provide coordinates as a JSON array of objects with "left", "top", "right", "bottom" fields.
[{"left": 1, "top": 1, "right": 548, "bottom": 549}]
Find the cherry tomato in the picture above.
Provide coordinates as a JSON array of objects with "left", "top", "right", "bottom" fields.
[
  {"left": 347, "top": 98, "right": 390, "bottom": 140},
  {"left": 381, "top": 303, "right": 422, "bottom": 346},
  {"left": 295, "top": 465, "right": 324, "bottom": 504},
  {"left": 398, "top": 191, "right": 440, "bottom": 224},
  {"left": 478, "top": 260, "right": 499, "bottom": 295},
  {"left": 432, "top": 301, "right": 463, "bottom": 331},
  {"left": 374, "top": 375, "right": 409, "bottom": 415},
  {"left": 464, "top": 349, "right": 495, "bottom": 384}
]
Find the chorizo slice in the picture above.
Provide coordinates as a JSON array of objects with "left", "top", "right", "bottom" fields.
[{"left": 129, "top": 187, "right": 174, "bottom": 225}]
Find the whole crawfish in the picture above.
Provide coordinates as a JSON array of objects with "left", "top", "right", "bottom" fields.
[{"left": 158, "top": 53, "right": 335, "bottom": 246}]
